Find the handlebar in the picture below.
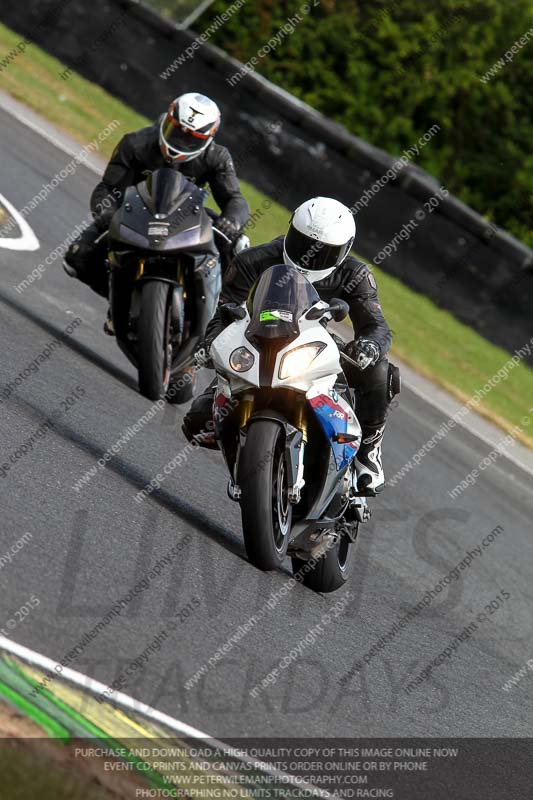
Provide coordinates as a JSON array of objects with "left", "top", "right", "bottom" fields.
[
  {"left": 212, "top": 225, "right": 232, "bottom": 244},
  {"left": 205, "top": 207, "right": 232, "bottom": 243},
  {"left": 339, "top": 350, "right": 358, "bottom": 368}
]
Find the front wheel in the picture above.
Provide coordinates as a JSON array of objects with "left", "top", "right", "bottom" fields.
[
  {"left": 238, "top": 420, "right": 292, "bottom": 570},
  {"left": 291, "top": 527, "right": 356, "bottom": 593},
  {"left": 137, "top": 281, "right": 172, "bottom": 401}
]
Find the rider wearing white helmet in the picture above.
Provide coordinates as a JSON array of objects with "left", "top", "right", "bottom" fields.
[
  {"left": 183, "top": 197, "right": 399, "bottom": 495},
  {"left": 283, "top": 196, "right": 355, "bottom": 282},
  {"left": 158, "top": 92, "right": 220, "bottom": 164}
]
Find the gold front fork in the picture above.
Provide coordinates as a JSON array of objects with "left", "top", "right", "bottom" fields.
[
  {"left": 135, "top": 258, "right": 145, "bottom": 280},
  {"left": 295, "top": 396, "right": 308, "bottom": 443},
  {"left": 240, "top": 394, "right": 254, "bottom": 428}
]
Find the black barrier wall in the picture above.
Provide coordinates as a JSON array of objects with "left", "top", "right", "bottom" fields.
[{"left": 2, "top": 0, "right": 532, "bottom": 361}]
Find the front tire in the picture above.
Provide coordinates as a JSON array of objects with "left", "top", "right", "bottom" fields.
[
  {"left": 138, "top": 281, "right": 172, "bottom": 401},
  {"left": 291, "top": 527, "right": 355, "bottom": 593},
  {"left": 238, "top": 420, "right": 292, "bottom": 570}
]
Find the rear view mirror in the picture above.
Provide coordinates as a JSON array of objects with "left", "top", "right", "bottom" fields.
[
  {"left": 306, "top": 305, "right": 326, "bottom": 320},
  {"left": 329, "top": 298, "right": 350, "bottom": 322},
  {"left": 221, "top": 302, "right": 246, "bottom": 322},
  {"left": 307, "top": 298, "right": 349, "bottom": 322}
]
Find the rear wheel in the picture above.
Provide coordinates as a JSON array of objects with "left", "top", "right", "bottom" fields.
[
  {"left": 238, "top": 420, "right": 292, "bottom": 570},
  {"left": 291, "top": 527, "right": 356, "bottom": 593},
  {"left": 138, "top": 281, "right": 172, "bottom": 400}
]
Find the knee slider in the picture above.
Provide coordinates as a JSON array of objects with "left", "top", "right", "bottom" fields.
[{"left": 387, "top": 362, "right": 401, "bottom": 401}]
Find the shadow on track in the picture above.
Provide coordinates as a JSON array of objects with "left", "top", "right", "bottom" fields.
[
  {"left": 5, "top": 387, "right": 247, "bottom": 562},
  {"left": 0, "top": 289, "right": 137, "bottom": 392}
]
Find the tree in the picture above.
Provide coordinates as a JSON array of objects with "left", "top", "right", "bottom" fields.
[{"left": 149, "top": 0, "right": 533, "bottom": 245}]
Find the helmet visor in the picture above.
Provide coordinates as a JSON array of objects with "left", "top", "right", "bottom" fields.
[
  {"left": 284, "top": 226, "right": 349, "bottom": 271},
  {"left": 161, "top": 116, "right": 210, "bottom": 156}
]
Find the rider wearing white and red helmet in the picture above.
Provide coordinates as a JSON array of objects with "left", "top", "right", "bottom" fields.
[
  {"left": 159, "top": 93, "right": 219, "bottom": 161},
  {"left": 64, "top": 92, "right": 249, "bottom": 300}
]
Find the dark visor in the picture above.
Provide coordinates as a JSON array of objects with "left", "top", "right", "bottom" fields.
[
  {"left": 284, "top": 226, "right": 347, "bottom": 271},
  {"left": 161, "top": 117, "right": 209, "bottom": 154}
]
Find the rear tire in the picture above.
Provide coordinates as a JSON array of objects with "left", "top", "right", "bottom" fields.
[
  {"left": 138, "top": 281, "right": 172, "bottom": 401},
  {"left": 238, "top": 420, "right": 292, "bottom": 570},
  {"left": 291, "top": 527, "right": 355, "bottom": 593}
]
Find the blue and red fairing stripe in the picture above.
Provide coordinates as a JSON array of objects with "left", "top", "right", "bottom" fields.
[{"left": 309, "top": 394, "right": 358, "bottom": 471}]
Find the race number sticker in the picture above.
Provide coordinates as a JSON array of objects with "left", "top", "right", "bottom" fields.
[
  {"left": 260, "top": 309, "right": 293, "bottom": 322},
  {"left": 0, "top": 193, "right": 39, "bottom": 251}
]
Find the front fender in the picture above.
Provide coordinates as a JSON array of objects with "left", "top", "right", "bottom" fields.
[{"left": 243, "top": 412, "right": 303, "bottom": 491}]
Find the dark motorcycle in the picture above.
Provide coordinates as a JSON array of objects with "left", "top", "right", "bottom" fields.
[{"left": 107, "top": 168, "right": 221, "bottom": 402}]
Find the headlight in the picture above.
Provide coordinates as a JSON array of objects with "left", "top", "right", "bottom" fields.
[
  {"left": 229, "top": 346, "right": 255, "bottom": 372},
  {"left": 279, "top": 343, "right": 325, "bottom": 379}
]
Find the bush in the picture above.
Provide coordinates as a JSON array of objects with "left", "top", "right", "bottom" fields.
[{"left": 146, "top": 0, "right": 533, "bottom": 247}]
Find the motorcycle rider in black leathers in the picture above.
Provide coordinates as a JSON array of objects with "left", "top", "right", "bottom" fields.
[
  {"left": 63, "top": 92, "right": 250, "bottom": 321},
  {"left": 183, "top": 196, "right": 399, "bottom": 495}
]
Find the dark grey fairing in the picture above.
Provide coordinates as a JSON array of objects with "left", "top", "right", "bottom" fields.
[
  {"left": 108, "top": 168, "right": 217, "bottom": 255},
  {"left": 143, "top": 168, "right": 189, "bottom": 216},
  {"left": 107, "top": 167, "right": 221, "bottom": 376}
]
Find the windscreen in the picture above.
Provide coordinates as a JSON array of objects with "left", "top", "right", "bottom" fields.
[
  {"left": 246, "top": 264, "right": 319, "bottom": 343},
  {"left": 145, "top": 168, "right": 189, "bottom": 216}
]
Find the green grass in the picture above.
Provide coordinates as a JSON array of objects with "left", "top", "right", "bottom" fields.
[
  {"left": 370, "top": 269, "right": 533, "bottom": 437},
  {"left": 1, "top": 21, "right": 532, "bottom": 446},
  {"left": 0, "top": 739, "right": 125, "bottom": 799},
  {"left": 0, "top": 23, "right": 287, "bottom": 244}
]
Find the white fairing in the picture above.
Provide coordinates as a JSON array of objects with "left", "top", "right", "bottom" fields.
[
  {"left": 211, "top": 314, "right": 261, "bottom": 394},
  {"left": 210, "top": 302, "right": 361, "bottom": 443}
]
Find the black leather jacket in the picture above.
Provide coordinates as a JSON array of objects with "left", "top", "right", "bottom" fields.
[
  {"left": 204, "top": 236, "right": 392, "bottom": 356},
  {"left": 91, "top": 119, "right": 250, "bottom": 229}
]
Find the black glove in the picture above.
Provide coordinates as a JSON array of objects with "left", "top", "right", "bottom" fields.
[
  {"left": 216, "top": 217, "right": 240, "bottom": 244},
  {"left": 194, "top": 345, "right": 213, "bottom": 370},
  {"left": 93, "top": 207, "right": 115, "bottom": 232},
  {"left": 345, "top": 338, "right": 381, "bottom": 370}
]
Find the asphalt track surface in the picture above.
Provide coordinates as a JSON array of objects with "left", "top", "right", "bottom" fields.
[{"left": 1, "top": 105, "right": 532, "bottom": 741}]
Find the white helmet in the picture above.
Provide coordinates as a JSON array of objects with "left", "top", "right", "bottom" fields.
[
  {"left": 159, "top": 92, "right": 220, "bottom": 164},
  {"left": 283, "top": 197, "right": 356, "bottom": 283}
]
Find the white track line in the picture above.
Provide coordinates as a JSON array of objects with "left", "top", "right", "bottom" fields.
[
  {"left": 0, "top": 192, "right": 39, "bottom": 251},
  {"left": 1, "top": 633, "right": 210, "bottom": 737},
  {"left": 0, "top": 634, "right": 334, "bottom": 798}
]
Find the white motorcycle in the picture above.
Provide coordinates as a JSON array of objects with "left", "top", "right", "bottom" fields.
[{"left": 207, "top": 263, "right": 370, "bottom": 593}]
